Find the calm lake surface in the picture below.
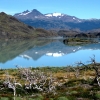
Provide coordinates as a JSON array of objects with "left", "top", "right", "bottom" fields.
[{"left": 0, "top": 38, "right": 100, "bottom": 69}]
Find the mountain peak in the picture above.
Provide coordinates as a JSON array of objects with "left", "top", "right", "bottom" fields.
[
  {"left": 14, "top": 9, "right": 44, "bottom": 19},
  {"left": 23, "top": 10, "right": 29, "bottom": 13},
  {"left": 19, "top": 10, "right": 31, "bottom": 16},
  {"left": 32, "top": 9, "right": 38, "bottom": 12},
  {"left": 0, "top": 12, "right": 7, "bottom": 16},
  {"left": 30, "top": 9, "right": 43, "bottom": 16}
]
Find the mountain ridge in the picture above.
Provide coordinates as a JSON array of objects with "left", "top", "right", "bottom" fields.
[
  {"left": 14, "top": 9, "right": 82, "bottom": 23},
  {"left": 14, "top": 9, "right": 100, "bottom": 31}
]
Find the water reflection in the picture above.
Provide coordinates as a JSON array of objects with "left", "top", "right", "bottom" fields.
[{"left": 0, "top": 39, "right": 100, "bottom": 69}]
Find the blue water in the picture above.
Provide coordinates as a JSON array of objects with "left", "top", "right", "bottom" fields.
[{"left": 0, "top": 39, "right": 100, "bottom": 69}]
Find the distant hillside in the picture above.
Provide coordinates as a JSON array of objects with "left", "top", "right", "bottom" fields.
[
  {"left": 0, "top": 12, "right": 57, "bottom": 39},
  {"left": 14, "top": 9, "right": 100, "bottom": 31}
]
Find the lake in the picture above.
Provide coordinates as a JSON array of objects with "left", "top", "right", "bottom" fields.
[{"left": 0, "top": 38, "right": 100, "bottom": 69}]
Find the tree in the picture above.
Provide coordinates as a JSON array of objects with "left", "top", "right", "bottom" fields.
[
  {"left": 76, "top": 55, "right": 100, "bottom": 86},
  {"left": 3, "top": 71, "right": 22, "bottom": 96},
  {"left": 16, "top": 66, "right": 57, "bottom": 94}
]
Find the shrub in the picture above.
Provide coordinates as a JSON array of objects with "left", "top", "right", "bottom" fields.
[
  {"left": 57, "top": 96, "right": 69, "bottom": 100},
  {"left": 0, "top": 97, "right": 9, "bottom": 100},
  {"left": 95, "top": 92, "right": 100, "bottom": 99}
]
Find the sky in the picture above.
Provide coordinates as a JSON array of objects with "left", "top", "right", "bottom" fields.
[{"left": 0, "top": 0, "right": 100, "bottom": 19}]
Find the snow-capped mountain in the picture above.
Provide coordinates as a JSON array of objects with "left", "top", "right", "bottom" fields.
[
  {"left": 14, "top": 9, "right": 44, "bottom": 19},
  {"left": 14, "top": 9, "right": 100, "bottom": 31},
  {"left": 44, "top": 12, "right": 82, "bottom": 22},
  {"left": 14, "top": 9, "right": 81, "bottom": 22}
]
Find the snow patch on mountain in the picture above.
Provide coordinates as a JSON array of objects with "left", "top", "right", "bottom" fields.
[
  {"left": 45, "top": 12, "right": 64, "bottom": 17},
  {"left": 53, "top": 12, "right": 64, "bottom": 17},
  {"left": 45, "top": 14, "right": 52, "bottom": 17},
  {"left": 73, "top": 17, "right": 76, "bottom": 20},
  {"left": 19, "top": 10, "right": 32, "bottom": 16}
]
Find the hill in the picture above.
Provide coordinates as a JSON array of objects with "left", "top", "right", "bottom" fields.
[{"left": 0, "top": 12, "right": 57, "bottom": 39}]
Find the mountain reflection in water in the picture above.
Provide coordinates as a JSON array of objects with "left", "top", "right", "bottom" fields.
[{"left": 0, "top": 39, "right": 100, "bottom": 69}]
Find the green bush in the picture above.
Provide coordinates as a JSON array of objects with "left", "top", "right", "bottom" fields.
[
  {"left": 29, "top": 94, "right": 43, "bottom": 100},
  {"left": 70, "top": 91, "right": 78, "bottom": 95},
  {"left": 29, "top": 98, "right": 42, "bottom": 100},
  {"left": 57, "top": 96, "right": 69, "bottom": 100},
  {"left": 49, "top": 98, "right": 54, "bottom": 100},
  {"left": 95, "top": 92, "right": 100, "bottom": 99},
  {"left": 0, "top": 97, "right": 9, "bottom": 100},
  {"left": 14, "top": 97, "right": 22, "bottom": 100}
]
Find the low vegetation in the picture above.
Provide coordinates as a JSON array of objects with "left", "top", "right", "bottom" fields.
[{"left": 0, "top": 56, "right": 100, "bottom": 100}]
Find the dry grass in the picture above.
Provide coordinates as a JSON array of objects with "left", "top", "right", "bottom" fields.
[
  {"left": 0, "top": 66, "right": 100, "bottom": 100},
  {"left": 0, "top": 68, "right": 96, "bottom": 83}
]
